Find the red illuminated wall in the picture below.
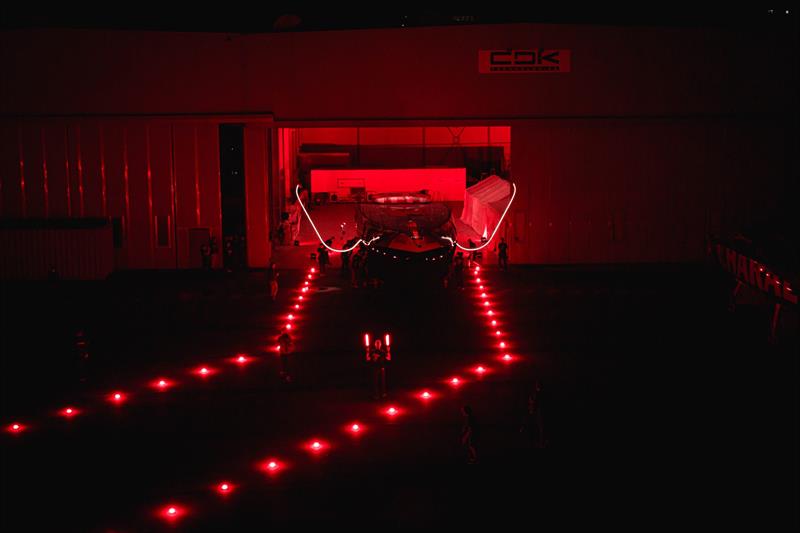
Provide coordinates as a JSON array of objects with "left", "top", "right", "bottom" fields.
[
  {"left": 0, "top": 120, "right": 222, "bottom": 270},
  {"left": 0, "top": 25, "right": 794, "bottom": 118},
  {"left": 311, "top": 168, "right": 466, "bottom": 201},
  {"left": 510, "top": 120, "right": 792, "bottom": 263},
  {"left": 0, "top": 24, "right": 795, "bottom": 266}
]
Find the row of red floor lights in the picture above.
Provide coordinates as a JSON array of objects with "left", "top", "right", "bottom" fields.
[
  {"left": 156, "top": 261, "right": 519, "bottom": 525},
  {"left": 3, "top": 268, "right": 320, "bottom": 437}
]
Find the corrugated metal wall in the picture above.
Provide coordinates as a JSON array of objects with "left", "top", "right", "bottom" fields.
[
  {"left": 0, "top": 120, "right": 223, "bottom": 271},
  {"left": 0, "top": 223, "right": 113, "bottom": 280},
  {"left": 511, "top": 119, "right": 791, "bottom": 264}
]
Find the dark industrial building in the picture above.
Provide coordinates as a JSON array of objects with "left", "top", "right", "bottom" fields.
[
  {"left": 2, "top": 16, "right": 795, "bottom": 274},
  {"left": 1, "top": 11, "right": 797, "bottom": 532}
]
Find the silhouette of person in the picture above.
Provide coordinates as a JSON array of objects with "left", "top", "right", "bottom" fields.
[
  {"left": 461, "top": 405, "right": 480, "bottom": 464},
  {"left": 497, "top": 237, "right": 509, "bottom": 271},
  {"left": 366, "top": 338, "right": 390, "bottom": 399},
  {"left": 277, "top": 328, "right": 294, "bottom": 382}
]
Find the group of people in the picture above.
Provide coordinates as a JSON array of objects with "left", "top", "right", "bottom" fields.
[
  {"left": 272, "top": 321, "right": 546, "bottom": 464},
  {"left": 461, "top": 380, "right": 548, "bottom": 464},
  {"left": 446, "top": 236, "right": 510, "bottom": 289},
  {"left": 276, "top": 193, "right": 305, "bottom": 246}
]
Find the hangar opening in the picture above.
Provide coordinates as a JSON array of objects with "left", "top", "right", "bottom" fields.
[{"left": 270, "top": 125, "right": 512, "bottom": 274}]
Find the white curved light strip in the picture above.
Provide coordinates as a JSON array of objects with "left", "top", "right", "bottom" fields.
[
  {"left": 441, "top": 182, "right": 517, "bottom": 252},
  {"left": 295, "top": 185, "right": 379, "bottom": 253}
]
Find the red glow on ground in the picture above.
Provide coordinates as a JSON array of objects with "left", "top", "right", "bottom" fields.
[
  {"left": 287, "top": 314, "right": 294, "bottom": 320},
  {"left": 495, "top": 330, "right": 502, "bottom": 336},
  {"left": 285, "top": 323, "right": 293, "bottom": 330},
  {"left": 299, "top": 295, "right": 304, "bottom": 300},
  {"left": 418, "top": 390, "right": 434, "bottom": 401},
  {"left": 481, "top": 293, "right": 487, "bottom": 298},
  {"left": 6, "top": 422, "right": 26, "bottom": 434},
  {"left": 294, "top": 304, "right": 300, "bottom": 309},
  {"left": 384, "top": 406, "right": 400, "bottom": 418},
  {"left": 474, "top": 365, "right": 488, "bottom": 375},
  {"left": 231, "top": 354, "right": 252, "bottom": 366},
  {"left": 483, "top": 301, "right": 489, "bottom": 306},
  {"left": 304, "top": 281, "right": 309, "bottom": 286},
  {"left": 479, "top": 285, "right": 484, "bottom": 290},
  {"left": 491, "top": 320, "right": 497, "bottom": 326},
  {"left": 160, "top": 504, "right": 186, "bottom": 522},
  {"left": 348, "top": 422, "right": 363, "bottom": 434},
  {"left": 194, "top": 365, "right": 217, "bottom": 378},
  {"left": 301, "top": 287, "right": 308, "bottom": 293},
  {"left": 151, "top": 378, "right": 174, "bottom": 391},
  {"left": 109, "top": 391, "right": 127, "bottom": 405},
  {"left": 501, "top": 354, "right": 514, "bottom": 363},
  {"left": 216, "top": 481, "right": 235, "bottom": 495},
  {"left": 60, "top": 407, "right": 80, "bottom": 418},
  {"left": 476, "top": 278, "right": 481, "bottom": 283},
  {"left": 448, "top": 377, "right": 463, "bottom": 387},
  {"left": 487, "top": 310, "right": 494, "bottom": 316},
  {"left": 306, "top": 439, "right": 329, "bottom": 454},
  {"left": 260, "top": 458, "right": 283, "bottom": 474},
  {"left": 499, "top": 342, "right": 506, "bottom": 349},
  {"left": 310, "top": 267, "right": 316, "bottom": 273},
  {"left": 307, "top": 274, "right": 312, "bottom": 279}
]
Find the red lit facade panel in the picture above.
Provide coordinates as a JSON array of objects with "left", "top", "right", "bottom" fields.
[
  {"left": 0, "top": 125, "right": 24, "bottom": 217},
  {"left": 512, "top": 120, "right": 791, "bottom": 264},
  {"left": 0, "top": 24, "right": 794, "bottom": 269},
  {"left": 244, "top": 124, "right": 271, "bottom": 268},
  {"left": 18, "top": 125, "right": 45, "bottom": 218},
  {"left": 42, "top": 124, "right": 70, "bottom": 217},
  {"left": 78, "top": 122, "right": 106, "bottom": 218}
]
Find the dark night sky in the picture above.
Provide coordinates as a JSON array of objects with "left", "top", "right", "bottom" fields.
[{"left": 1, "top": 7, "right": 796, "bottom": 33}]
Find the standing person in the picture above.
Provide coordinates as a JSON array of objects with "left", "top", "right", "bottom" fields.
[
  {"left": 453, "top": 253, "right": 465, "bottom": 290},
  {"left": 298, "top": 184, "right": 310, "bottom": 212},
  {"left": 466, "top": 239, "right": 476, "bottom": 268},
  {"left": 350, "top": 249, "right": 362, "bottom": 287},
  {"left": 497, "top": 237, "right": 509, "bottom": 271},
  {"left": 366, "top": 338, "right": 390, "bottom": 399},
  {"left": 529, "top": 380, "right": 548, "bottom": 448},
  {"left": 520, "top": 381, "right": 546, "bottom": 448},
  {"left": 341, "top": 238, "right": 356, "bottom": 275},
  {"left": 267, "top": 263, "right": 279, "bottom": 302},
  {"left": 201, "top": 241, "right": 212, "bottom": 270},
  {"left": 277, "top": 328, "right": 294, "bottom": 383},
  {"left": 461, "top": 405, "right": 480, "bottom": 464},
  {"left": 288, "top": 198, "right": 301, "bottom": 245},
  {"left": 317, "top": 241, "right": 331, "bottom": 273},
  {"left": 74, "top": 329, "right": 90, "bottom": 384}
]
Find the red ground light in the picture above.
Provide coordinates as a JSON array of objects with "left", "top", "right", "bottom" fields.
[
  {"left": 501, "top": 354, "right": 514, "bottom": 363},
  {"left": 418, "top": 390, "right": 434, "bottom": 401},
  {"left": 232, "top": 354, "right": 251, "bottom": 365},
  {"left": 216, "top": 481, "right": 235, "bottom": 495},
  {"left": 109, "top": 391, "right": 127, "bottom": 405},
  {"left": 448, "top": 376, "right": 463, "bottom": 387},
  {"left": 348, "top": 422, "right": 364, "bottom": 434},
  {"left": 306, "top": 439, "right": 329, "bottom": 454},
  {"left": 159, "top": 504, "right": 186, "bottom": 523},
  {"left": 193, "top": 365, "right": 217, "bottom": 378},
  {"left": 151, "top": 378, "right": 174, "bottom": 391},
  {"left": 60, "top": 407, "right": 80, "bottom": 418},
  {"left": 6, "top": 422, "right": 26, "bottom": 434},
  {"left": 260, "top": 458, "right": 283, "bottom": 475},
  {"left": 384, "top": 406, "right": 401, "bottom": 418}
]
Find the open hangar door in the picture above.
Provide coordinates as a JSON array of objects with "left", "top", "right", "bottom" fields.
[{"left": 270, "top": 125, "right": 512, "bottom": 268}]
